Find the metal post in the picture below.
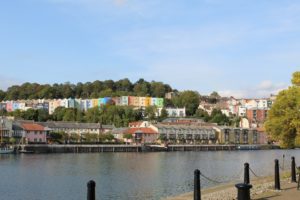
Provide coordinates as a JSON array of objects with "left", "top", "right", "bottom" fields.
[
  {"left": 235, "top": 183, "right": 252, "bottom": 200},
  {"left": 244, "top": 163, "right": 250, "bottom": 184},
  {"left": 194, "top": 169, "right": 201, "bottom": 200},
  {"left": 87, "top": 180, "right": 96, "bottom": 200},
  {"left": 275, "top": 159, "right": 280, "bottom": 190},
  {"left": 291, "top": 157, "right": 296, "bottom": 183}
]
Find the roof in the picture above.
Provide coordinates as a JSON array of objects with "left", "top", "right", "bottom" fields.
[
  {"left": 124, "top": 128, "right": 158, "bottom": 134},
  {"left": 155, "top": 124, "right": 215, "bottom": 130},
  {"left": 38, "top": 122, "right": 114, "bottom": 129},
  {"left": 128, "top": 121, "right": 143, "bottom": 127},
  {"left": 21, "top": 123, "right": 45, "bottom": 131}
]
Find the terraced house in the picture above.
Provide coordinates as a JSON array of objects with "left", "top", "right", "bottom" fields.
[{"left": 154, "top": 124, "right": 216, "bottom": 144}]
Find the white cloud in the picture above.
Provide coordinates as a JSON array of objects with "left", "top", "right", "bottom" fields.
[{"left": 218, "top": 80, "right": 288, "bottom": 98}]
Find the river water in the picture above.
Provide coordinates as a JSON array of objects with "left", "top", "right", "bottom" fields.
[{"left": 0, "top": 150, "right": 300, "bottom": 200}]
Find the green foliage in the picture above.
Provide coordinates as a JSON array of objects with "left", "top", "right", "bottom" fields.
[
  {"left": 84, "top": 133, "right": 98, "bottom": 143},
  {"left": 209, "top": 109, "right": 230, "bottom": 125},
  {"left": 50, "top": 132, "right": 63, "bottom": 142},
  {"left": 123, "top": 133, "right": 133, "bottom": 139},
  {"left": 173, "top": 90, "right": 200, "bottom": 116},
  {"left": 144, "top": 106, "right": 157, "bottom": 120},
  {"left": 37, "top": 109, "right": 50, "bottom": 122},
  {"left": 1, "top": 79, "right": 174, "bottom": 100},
  {"left": 195, "top": 109, "right": 210, "bottom": 122},
  {"left": 159, "top": 108, "right": 169, "bottom": 121},
  {"left": 295, "top": 135, "right": 300, "bottom": 147},
  {"left": 265, "top": 76, "right": 300, "bottom": 148},
  {"left": 292, "top": 71, "right": 300, "bottom": 86},
  {"left": 85, "top": 107, "right": 100, "bottom": 123},
  {"left": 70, "top": 133, "right": 80, "bottom": 143}
]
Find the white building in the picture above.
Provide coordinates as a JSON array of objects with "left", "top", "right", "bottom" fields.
[{"left": 158, "top": 107, "right": 186, "bottom": 117}]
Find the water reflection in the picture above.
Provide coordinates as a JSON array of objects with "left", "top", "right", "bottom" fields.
[{"left": 0, "top": 150, "right": 299, "bottom": 200}]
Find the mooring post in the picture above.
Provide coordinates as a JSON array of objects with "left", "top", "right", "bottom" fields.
[
  {"left": 291, "top": 156, "right": 296, "bottom": 183},
  {"left": 87, "top": 180, "right": 96, "bottom": 200},
  {"left": 244, "top": 163, "right": 250, "bottom": 184},
  {"left": 275, "top": 159, "right": 280, "bottom": 190},
  {"left": 194, "top": 169, "right": 201, "bottom": 200},
  {"left": 235, "top": 183, "right": 252, "bottom": 200}
]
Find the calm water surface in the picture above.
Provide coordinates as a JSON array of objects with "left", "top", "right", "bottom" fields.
[{"left": 1, "top": 150, "right": 300, "bottom": 200}]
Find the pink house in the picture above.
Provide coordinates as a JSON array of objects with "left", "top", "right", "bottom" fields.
[{"left": 21, "top": 123, "right": 48, "bottom": 143}]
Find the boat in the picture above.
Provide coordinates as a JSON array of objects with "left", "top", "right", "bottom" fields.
[
  {"left": 19, "top": 149, "right": 34, "bottom": 154},
  {"left": 0, "top": 146, "right": 14, "bottom": 154}
]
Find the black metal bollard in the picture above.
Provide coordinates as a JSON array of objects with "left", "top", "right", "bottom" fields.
[
  {"left": 87, "top": 180, "right": 96, "bottom": 200},
  {"left": 291, "top": 157, "right": 296, "bottom": 183},
  {"left": 235, "top": 183, "right": 252, "bottom": 200},
  {"left": 244, "top": 163, "right": 250, "bottom": 184},
  {"left": 275, "top": 159, "right": 280, "bottom": 190},
  {"left": 194, "top": 169, "right": 201, "bottom": 200}
]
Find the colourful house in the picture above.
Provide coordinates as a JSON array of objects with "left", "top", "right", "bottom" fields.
[
  {"left": 68, "top": 98, "right": 75, "bottom": 108},
  {"left": 121, "top": 96, "right": 129, "bottom": 106},
  {"left": 6, "top": 101, "right": 13, "bottom": 112},
  {"left": 145, "top": 97, "right": 151, "bottom": 107},
  {"left": 156, "top": 98, "right": 164, "bottom": 108},
  {"left": 92, "top": 99, "right": 98, "bottom": 108}
]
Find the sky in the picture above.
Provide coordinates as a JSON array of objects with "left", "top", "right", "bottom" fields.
[{"left": 0, "top": 0, "right": 299, "bottom": 98}]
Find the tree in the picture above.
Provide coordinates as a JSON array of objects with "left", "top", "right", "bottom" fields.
[
  {"left": 85, "top": 107, "right": 100, "bottom": 123},
  {"left": 23, "top": 109, "right": 38, "bottom": 121},
  {"left": 150, "top": 82, "right": 166, "bottom": 97},
  {"left": 133, "top": 79, "right": 150, "bottom": 96},
  {"left": 50, "top": 132, "right": 63, "bottom": 143},
  {"left": 160, "top": 108, "right": 169, "bottom": 120},
  {"left": 144, "top": 106, "right": 157, "bottom": 120},
  {"left": 173, "top": 91, "right": 200, "bottom": 116},
  {"left": 208, "top": 91, "right": 221, "bottom": 104},
  {"left": 37, "top": 109, "right": 50, "bottom": 122},
  {"left": 292, "top": 71, "right": 300, "bottom": 86},
  {"left": 195, "top": 109, "right": 210, "bottom": 122},
  {"left": 265, "top": 72, "right": 300, "bottom": 148},
  {"left": 209, "top": 109, "right": 230, "bottom": 125}
]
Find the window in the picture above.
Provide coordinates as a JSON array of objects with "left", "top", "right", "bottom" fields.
[
  {"left": 40, "top": 131, "right": 43, "bottom": 134},
  {"left": 39, "top": 138, "right": 42, "bottom": 142},
  {"left": 34, "top": 138, "right": 37, "bottom": 142}
]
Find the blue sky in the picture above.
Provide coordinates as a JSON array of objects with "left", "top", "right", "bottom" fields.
[{"left": 0, "top": 0, "right": 299, "bottom": 98}]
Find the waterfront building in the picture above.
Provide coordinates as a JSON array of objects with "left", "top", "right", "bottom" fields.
[
  {"left": 215, "top": 127, "right": 259, "bottom": 145},
  {"left": 123, "top": 127, "right": 158, "bottom": 144},
  {"left": 38, "top": 121, "right": 114, "bottom": 137},
  {"left": 13, "top": 122, "right": 49, "bottom": 143},
  {"left": 154, "top": 124, "right": 216, "bottom": 144}
]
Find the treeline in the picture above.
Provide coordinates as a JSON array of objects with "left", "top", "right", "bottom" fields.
[{"left": 0, "top": 78, "right": 173, "bottom": 101}]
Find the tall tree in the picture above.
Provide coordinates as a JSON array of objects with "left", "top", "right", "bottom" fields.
[
  {"left": 173, "top": 90, "right": 200, "bottom": 116},
  {"left": 265, "top": 72, "right": 300, "bottom": 148}
]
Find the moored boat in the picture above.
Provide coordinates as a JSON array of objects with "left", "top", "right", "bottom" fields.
[{"left": 0, "top": 147, "right": 14, "bottom": 154}]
